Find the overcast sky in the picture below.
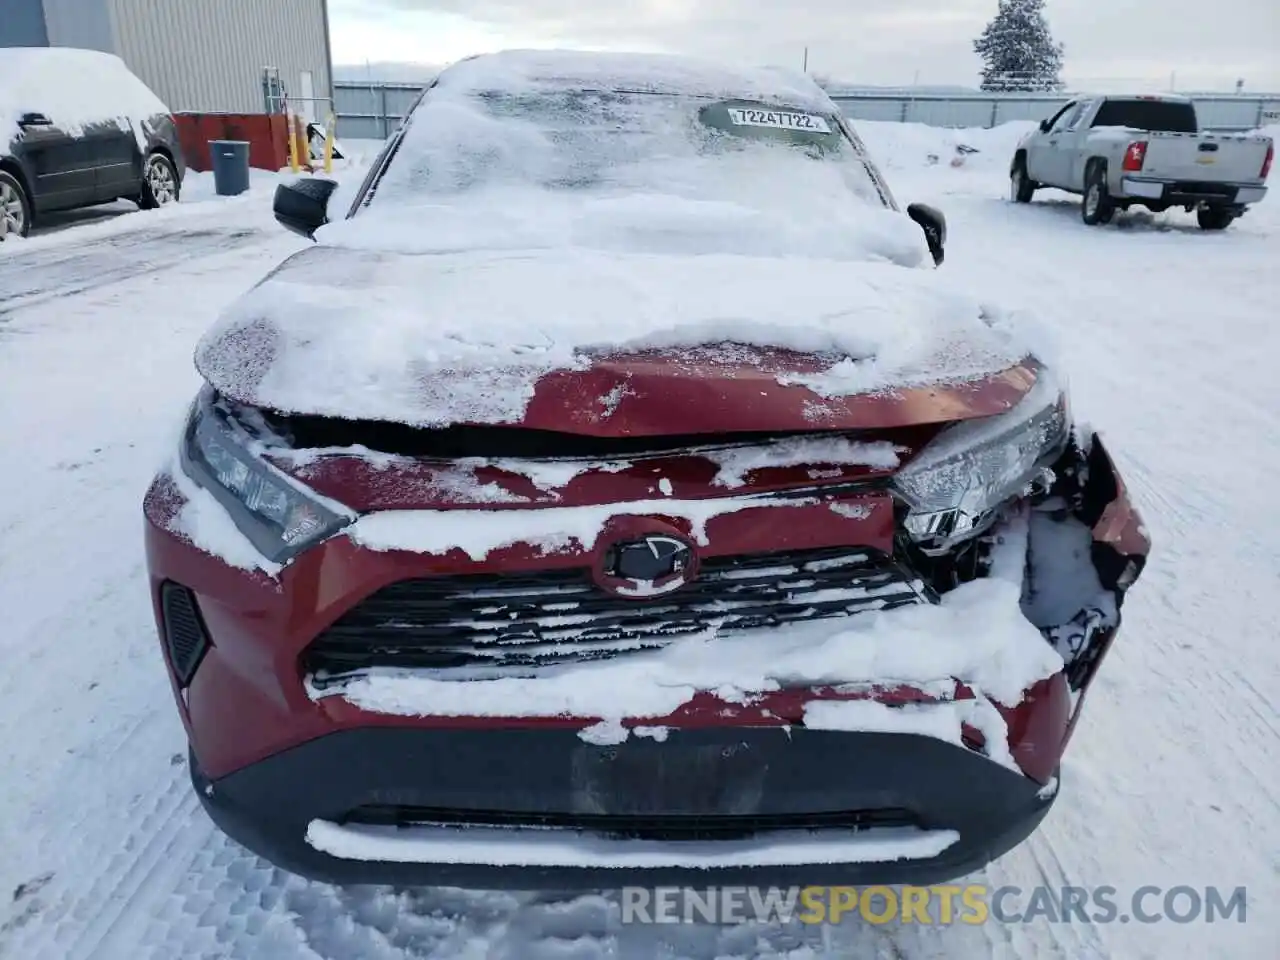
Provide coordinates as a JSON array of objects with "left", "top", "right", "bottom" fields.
[{"left": 328, "top": 0, "right": 1279, "bottom": 91}]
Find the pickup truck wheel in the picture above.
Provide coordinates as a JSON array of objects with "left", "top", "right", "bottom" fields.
[
  {"left": 1010, "top": 161, "right": 1036, "bottom": 203},
  {"left": 1196, "top": 207, "right": 1235, "bottom": 231},
  {"left": 1081, "top": 165, "right": 1115, "bottom": 226}
]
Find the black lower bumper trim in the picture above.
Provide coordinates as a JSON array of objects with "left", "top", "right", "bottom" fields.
[{"left": 192, "top": 727, "right": 1056, "bottom": 888}]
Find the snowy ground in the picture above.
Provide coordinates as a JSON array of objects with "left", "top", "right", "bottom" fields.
[{"left": 0, "top": 124, "right": 1277, "bottom": 959}]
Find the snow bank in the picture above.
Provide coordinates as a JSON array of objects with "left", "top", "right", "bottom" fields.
[
  {"left": 856, "top": 120, "right": 1036, "bottom": 174},
  {"left": 0, "top": 48, "right": 169, "bottom": 150}
]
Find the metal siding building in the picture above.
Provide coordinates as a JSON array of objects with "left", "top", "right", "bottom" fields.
[
  {"left": 108, "top": 0, "right": 332, "bottom": 115},
  {"left": 2, "top": 0, "right": 52, "bottom": 46},
  {"left": 0, "top": 0, "right": 332, "bottom": 116},
  {"left": 42, "top": 0, "right": 115, "bottom": 53}
]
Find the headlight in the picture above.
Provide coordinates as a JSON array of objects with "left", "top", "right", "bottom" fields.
[
  {"left": 180, "top": 392, "right": 353, "bottom": 564},
  {"left": 893, "top": 369, "right": 1069, "bottom": 551}
]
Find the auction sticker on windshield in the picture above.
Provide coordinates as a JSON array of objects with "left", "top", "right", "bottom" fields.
[{"left": 727, "top": 107, "right": 832, "bottom": 134}]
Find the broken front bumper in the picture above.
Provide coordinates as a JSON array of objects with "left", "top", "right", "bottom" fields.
[
  {"left": 153, "top": 428, "right": 1145, "bottom": 887},
  {"left": 193, "top": 722, "right": 1058, "bottom": 888}
]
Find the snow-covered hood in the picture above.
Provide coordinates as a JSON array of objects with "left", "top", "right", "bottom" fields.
[{"left": 195, "top": 243, "right": 1037, "bottom": 434}]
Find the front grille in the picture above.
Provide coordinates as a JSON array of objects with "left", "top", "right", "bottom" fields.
[
  {"left": 304, "top": 547, "right": 930, "bottom": 682},
  {"left": 160, "top": 582, "right": 210, "bottom": 687},
  {"left": 342, "top": 805, "right": 920, "bottom": 841}
]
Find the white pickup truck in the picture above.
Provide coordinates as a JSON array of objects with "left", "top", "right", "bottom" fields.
[{"left": 1010, "top": 94, "right": 1273, "bottom": 229}]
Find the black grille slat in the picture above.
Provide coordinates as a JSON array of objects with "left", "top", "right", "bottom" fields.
[
  {"left": 343, "top": 805, "right": 919, "bottom": 841},
  {"left": 304, "top": 547, "right": 929, "bottom": 680},
  {"left": 160, "top": 582, "right": 210, "bottom": 687}
]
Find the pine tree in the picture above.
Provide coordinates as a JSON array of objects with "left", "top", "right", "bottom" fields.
[{"left": 973, "top": 0, "right": 1065, "bottom": 92}]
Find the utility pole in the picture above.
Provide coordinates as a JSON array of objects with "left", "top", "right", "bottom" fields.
[{"left": 803, "top": 46, "right": 809, "bottom": 73}]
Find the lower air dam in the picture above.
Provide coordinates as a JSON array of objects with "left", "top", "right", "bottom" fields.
[{"left": 304, "top": 820, "right": 961, "bottom": 867}]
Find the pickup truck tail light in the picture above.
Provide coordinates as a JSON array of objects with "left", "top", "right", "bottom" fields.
[
  {"left": 1262, "top": 143, "right": 1274, "bottom": 180},
  {"left": 1122, "top": 141, "right": 1148, "bottom": 172}
]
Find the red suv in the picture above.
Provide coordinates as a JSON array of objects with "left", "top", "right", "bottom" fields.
[{"left": 144, "top": 50, "right": 1149, "bottom": 887}]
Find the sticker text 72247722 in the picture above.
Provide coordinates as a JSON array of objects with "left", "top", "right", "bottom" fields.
[{"left": 726, "top": 107, "right": 833, "bottom": 134}]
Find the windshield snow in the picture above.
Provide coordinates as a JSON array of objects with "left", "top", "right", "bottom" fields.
[
  {"left": 368, "top": 88, "right": 889, "bottom": 205},
  {"left": 328, "top": 81, "right": 923, "bottom": 263}
]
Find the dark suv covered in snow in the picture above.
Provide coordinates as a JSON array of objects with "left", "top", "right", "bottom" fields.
[
  {"left": 144, "top": 50, "right": 1149, "bottom": 887},
  {"left": 0, "top": 48, "right": 185, "bottom": 240}
]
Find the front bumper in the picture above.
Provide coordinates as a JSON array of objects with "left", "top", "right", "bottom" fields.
[
  {"left": 193, "top": 725, "right": 1057, "bottom": 888},
  {"left": 148, "top": 428, "right": 1146, "bottom": 887}
]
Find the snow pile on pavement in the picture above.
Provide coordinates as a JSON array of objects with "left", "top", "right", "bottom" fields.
[
  {"left": 857, "top": 120, "right": 1037, "bottom": 174},
  {"left": 0, "top": 163, "right": 361, "bottom": 251},
  {"left": 0, "top": 47, "right": 170, "bottom": 150}
]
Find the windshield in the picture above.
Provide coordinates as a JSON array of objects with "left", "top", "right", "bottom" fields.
[
  {"left": 336, "top": 81, "right": 928, "bottom": 266},
  {"left": 363, "top": 88, "right": 892, "bottom": 208}
]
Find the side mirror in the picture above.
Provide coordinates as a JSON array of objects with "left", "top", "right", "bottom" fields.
[
  {"left": 1039, "top": 119, "right": 1052, "bottom": 133},
  {"left": 18, "top": 112, "right": 52, "bottom": 127},
  {"left": 272, "top": 177, "right": 338, "bottom": 240},
  {"left": 907, "top": 203, "right": 946, "bottom": 267}
]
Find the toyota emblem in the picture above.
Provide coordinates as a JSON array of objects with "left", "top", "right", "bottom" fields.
[{"left": 595, "top": 533, "right": 699, "bottom": 599}]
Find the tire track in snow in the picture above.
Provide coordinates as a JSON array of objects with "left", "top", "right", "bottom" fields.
[
  {"left": 0, "top": 224, "right": 268, "bottom": 318},
  {"left": 0, "top": 231, "right": 301, "bottom": 960},
  {"left": 928, "top": 185, "right": 1280, "bottom": 958}
]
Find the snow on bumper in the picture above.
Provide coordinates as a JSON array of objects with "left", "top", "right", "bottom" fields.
[
  {"left": 305, "top": 519, "right": 1062, "bottom": 747},
  {"left": 304, "top": 819, "right": 960, "bottom": 868}
]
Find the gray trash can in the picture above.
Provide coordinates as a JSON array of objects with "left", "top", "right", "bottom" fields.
[{"left": 209, "top": 140, "right": 251, "bottom": 196}]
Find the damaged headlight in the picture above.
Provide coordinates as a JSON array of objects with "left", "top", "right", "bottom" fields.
[
  {"left": 893, "top": 370, "right": 1069, "bottom": 551},
  {"left": 180, "top": 391, "right": 353, "bottom": 563}
]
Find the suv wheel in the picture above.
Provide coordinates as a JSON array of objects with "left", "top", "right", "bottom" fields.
[
  {"left": 0, "top": 170, "right": 31, "bottom": 241},
  {"left": 139, "top": 153, "right": 179, "bottom": 210},
  {"left": 1081, "top": 163, "right": 1115, "bottom": 226}
]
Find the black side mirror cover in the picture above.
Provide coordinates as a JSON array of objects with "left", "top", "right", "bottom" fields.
[
  {"left": 272, "top": 177, "right": 339, "bottom": 240},
  {"left": 1040, "top": 119, "right": 1051, "bottom": 132},
  {"left": 907, "top": 202, "right": 947, "bottom": 267}
]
